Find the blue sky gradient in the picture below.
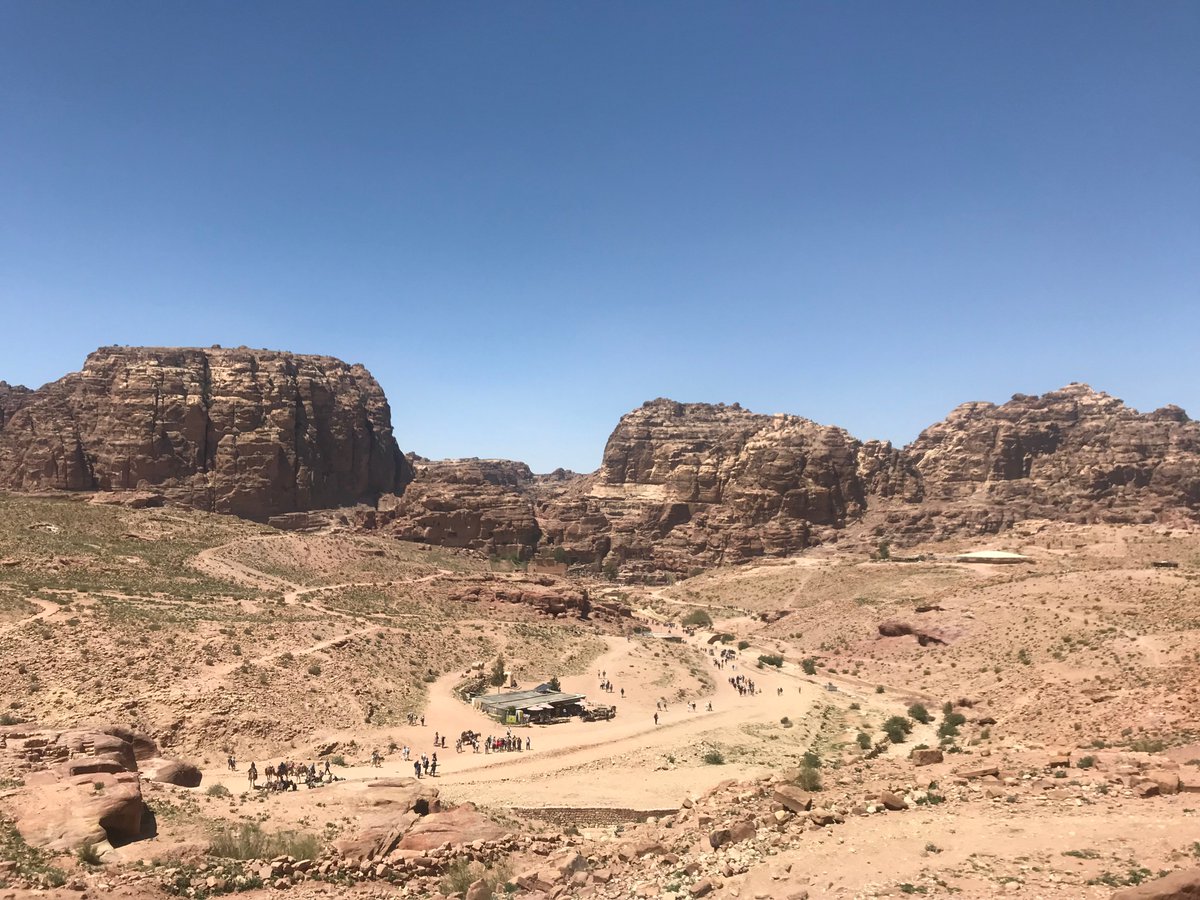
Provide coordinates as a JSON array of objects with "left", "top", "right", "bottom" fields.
[{"left": 2, "top": 3, "right": 1197, "bottom": 471}]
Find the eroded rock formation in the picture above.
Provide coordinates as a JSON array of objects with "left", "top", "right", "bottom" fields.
[
  {"left": 0, "top": 347, "right": 411, "bottom": 520},
  {"left": 376, "top": 387, "right": 1200, "bottom": 576}
]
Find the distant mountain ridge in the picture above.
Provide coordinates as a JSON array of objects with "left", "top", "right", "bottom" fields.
[{"left": 2, "top": 348, "right": 1196, "bottom": 574}]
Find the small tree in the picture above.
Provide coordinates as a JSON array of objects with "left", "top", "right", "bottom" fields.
[
  {"left": 547, "top": 675, "right": 561, "bottom": 692},
  {"left": 489, "top": 655, "right": 507, "bottom": 691},
  {"left": 682, "top": 609, "right": 713, "bottom": 629},
  {"left": 878, "top": 540, "right": 891, "bottom": 560},
  {"left": 801, "top": 658, "right": 817, "bottom": 676},
  {"left": 908, "top": 703, "right": 931, "bottom": 724}
]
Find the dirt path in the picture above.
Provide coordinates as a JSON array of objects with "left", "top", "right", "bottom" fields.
[{"left": 0, "top": 595, "right": 62, "bottom": 636}]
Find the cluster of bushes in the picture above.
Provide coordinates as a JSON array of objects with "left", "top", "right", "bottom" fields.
[
  {"left": 757, "top": 654, "right": 784, "bottom": 668},
  {"left": 209, "top": 823, "right": 320, "bottom": 861}
]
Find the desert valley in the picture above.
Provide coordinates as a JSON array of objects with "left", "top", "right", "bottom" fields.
[{"left": 0, "top": 346, "right": 1198, "bottom": 900}]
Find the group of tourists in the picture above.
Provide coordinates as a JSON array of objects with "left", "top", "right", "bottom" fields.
[
  {"left": 244, "top": 758, "right": 334, "bottom": 791},
  {"left": 730, "top": 674, "right": 757, "bottom": 696},
  {"left": 596, "top": 670, "right": 620, "bottom": 696}
]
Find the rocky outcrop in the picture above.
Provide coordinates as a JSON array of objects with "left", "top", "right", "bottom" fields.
[
  {"left": 536, "top": 399, "right": 912, "bottom": 576},
  {"left": 0, "top": 722, "right": 199, "bottom": 851},
  {"left": 376, "top": 458, "right": 541, "bottom": 559},
  {"left": 367, "top": 387, "right": 1200, "bottom": 577},
  {"left": 0, "top": 347, "right": 411, "bottom": 520},
  {"left": 0, "top": 380, "right": 32, "bottom": 431}
]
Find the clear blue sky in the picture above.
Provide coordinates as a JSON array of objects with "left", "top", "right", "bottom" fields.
[{"left": 2, "top": 3, "right": 1197, "bottom": 472}]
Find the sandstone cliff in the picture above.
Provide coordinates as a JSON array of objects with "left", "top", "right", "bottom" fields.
[
  {"left": 0, "top": 347, "right": 411, "bottom": 519},
  {"left": 377, "top": 457, "right": 541, "bottom": 559},
  {"left": 0, "top": 380, "right": 32, "bottom": 431},
  {"left": 379, "top": 387, "right": 1200, "bottom": 577},
  {"left": 869, "top": 383, "right": 1200, "bottom": 539}
]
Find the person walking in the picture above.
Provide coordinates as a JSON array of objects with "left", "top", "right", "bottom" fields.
[{"left": 653, "top": 712, "right": 659, "bottom": 725}]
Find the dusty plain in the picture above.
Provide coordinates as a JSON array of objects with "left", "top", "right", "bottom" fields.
[{"left": 2, "top": 493, "right": 1199, "bottom": 900}]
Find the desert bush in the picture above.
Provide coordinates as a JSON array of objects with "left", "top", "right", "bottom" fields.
[
  {"left": 205, "top": 784, "right": 231, "bottom": 798},
  {"left": 795, "top": 763, "right": 822, "bottom": 791},
  {"left": 307, "top": 663, "right": 321, "bottom": 676},
  {"left": 884, "top": 716, "right": 913, "bottom": 743},
  {"left": 937, "top": 721, "right": 959, "bottom": 739},
  {"left": 737, "top": 640, "right": 750, "bottom": 651},
  {"left": 907, "top": 703, "right": 930, "bottom": 724},
  {"left": 757, "top": 654, "right": 784, "bottom": 668},
  {"left": 856, "top": 732, "right": 872, "bottom": 750},
  {"left": 682, "top": 609, "right": 713, "bottom": 628},
  {"left": 209, "top": 823, "right": 320, "bottom": 861},
  {"left": 1076, "top": 756, "right": 1096, "bottom": 769},
  {"left": 76, "top": 844, "right": 103, "bottom": 866},
  {"left": 702, "top": 749, "right": 726, "bottom": 765}
]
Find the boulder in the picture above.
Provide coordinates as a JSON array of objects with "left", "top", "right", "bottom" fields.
[
  {"left": 397, "top": 803, "right": 506, "bottom": 852},
  {"left": 1144, "top": 770, "right": 1182, "bottom": 795},
  {"left": 910, "top": 749, "right": 944, "bottom": 766},
  {"left": 14, "top": 771, "right": 145, "bottom": 850},
  {"left": 143, "top": 758, "right": 203, "bottom": 788},
  {"left": 878, "top": 791, "right": 907, "bottom": 811},
  {"left": 773, "top": 785, "right": 815, "bottom": 813}
]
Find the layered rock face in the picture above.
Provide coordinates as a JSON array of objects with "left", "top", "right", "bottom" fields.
[
  {"left": 0, "top": 347, "right": 411, "bottom": 520},
  {"left": 376, "top": 458, "right": 542, "bottom": 559},
  {"left": 383, "top": 388, "right": 1200, "bottom": 576},
  {"left": 0, "top": 380, "right": 32, "bottom": 431},
  {"left": 537, "top": 399, "right": 912, "bottom": 573},
  {"left": 874, "top": 384, "right": 1200, "bottom": 539}
]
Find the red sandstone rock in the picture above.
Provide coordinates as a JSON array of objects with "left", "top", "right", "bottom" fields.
[{"left": 0, "top": 347, "right": 411, "bottom": 520}]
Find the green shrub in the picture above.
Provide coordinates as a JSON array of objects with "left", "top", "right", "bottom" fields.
[
  {"left": 856, "top": 732, "right": 872, "bottom": 750},
  {"left": 1076, "top": 756, "right": 1096, "bottom": 769},
  {"left": 702, "top": 749, "right": 725, "bottom": 765},
  {"left": 329, "top": 755, "right": 346, "bottom": 767},
  {"left": 802, "top": 750, "right": 821, "bottom": 769},
  {"left": 737, "top": 640, "right": 750, "bottom": 651},
  {"left": 875, "top": 685, "right": 885, "bottom": 694},
  {"left": 907, "top": 703, "right": 930, "bottom": 724},
  {"left": 76, "top": 843, "right": 103, "bottom": 866},
  {"left": 205, "top": 784, "right": 232, "bottom": 798},
  {"left": 682, "top": 609, "right": 713, "bottom": 628},
  {"left": 796, "top": 763, "right": 822, "bottom": 791},
  {"left": 307, "top": 663, "right": 321, "bottom": 676},
  {"left": 757, "top": 654, "right": 784, "bottom": 668},
  {"left": 884, "top": 716, "right": 913, "bottom": 743}
]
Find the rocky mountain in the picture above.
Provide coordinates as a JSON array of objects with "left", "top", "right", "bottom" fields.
[
  {"left": 871, "top": 384, "right": 1200, "bottom": 540},
  {"left": 0, "top": 346, "right": 411, "bottom": 520},
  {"left": 3, "top": 348, "right": 1196, "bottom": 574},
  {"left": 372, "top": 388, "right": 1200, "bottom": 577}
]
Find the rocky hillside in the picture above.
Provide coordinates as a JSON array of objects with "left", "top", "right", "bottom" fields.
[
  {"left": 377, "top": 388, "right": 1200, "bottom": 577},
  {"left": 0, "top": 347, "right": 411, "bottom": 520}
]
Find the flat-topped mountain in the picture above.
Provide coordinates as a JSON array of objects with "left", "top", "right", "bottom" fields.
[{"left": 0, "top": 346, "right": 411, "bottom": 520}]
